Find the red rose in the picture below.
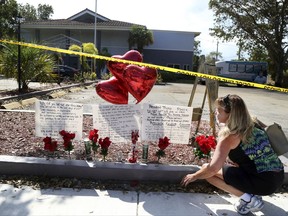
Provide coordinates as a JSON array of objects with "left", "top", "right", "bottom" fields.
[
  {"left": 158, "top": 136, "right": 170, "bottom": 150},
  {"left": 89, "top": 129, "right": 99, "bottom": 143},
  {"left": 43, "top": 137, "right": 57, "bottom": 152},
  {"left": 99, "top": 137, "right": 111, "bottom": 149},
  {"left": 59, "top": 130, "right": 75, "bottom": 152},
  {"left": 131, "top": 130, "right": 139, "bottom": 144},
  {"left": 43, "top": 136, "right": 52, "bottom": 144},
  {"left": 59, "top": 130, "right": 67, "bottom": 137},
  {"left": 194, "top": 135, "right": 217, "bottom": 158}
]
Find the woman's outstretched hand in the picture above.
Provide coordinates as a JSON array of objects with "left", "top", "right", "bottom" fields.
[{"left": 181, "top": 174, "right": 197, "bottom": 187}]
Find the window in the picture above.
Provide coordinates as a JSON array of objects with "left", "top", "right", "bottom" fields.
[
  {"left": 183, "top": 64, "right": 190, "bottom": 70},
  {"left": 246, "top": 65, "right": 253, "bottom": 72},
  {"left": 167, "top": 64, "right": 180, "bottom": 69},
  {"left": 254, "top": 65, "right": 263, "bottom": 74},
  {"left": 174, "top": 64, "right": 180, "bottom": 69},
  {"left": 238, "top": 64, "right": 245, "bottom": 73},
  {"left": 229, "top": 63, "right": 237, "bottom": 72}
]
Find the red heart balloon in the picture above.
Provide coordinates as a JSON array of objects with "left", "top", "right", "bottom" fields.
[
  {"left": 123, "top": 65, "right": 157, "bottom": 103},
  {"left": 96, "top": 77, "right": 128, "bottom": 104},
  {"left": 107, "top": 50, "right": 143, "bottom": 83}
]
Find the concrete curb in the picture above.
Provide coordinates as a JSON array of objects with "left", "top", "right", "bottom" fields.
[
  {"left": 0, "top": 156, "right": 199, "bottom": 183},
  {"left": 1, "top": 98, "right": 38, "bottom": 109},
  {"left": 48, "top": 90, "right": 67, "bottom": 99},
  {"left": 69, "top": 87, "right": 83, "bottom": 93},
  {"left": 21, "top": 97, "right": 38, "bottom": 106},
  {"left": 0, "top": 155, "right": 287, "bottom": 185},
  {"left": 0, "top": 101, "right": 22, "bottom": 109}
]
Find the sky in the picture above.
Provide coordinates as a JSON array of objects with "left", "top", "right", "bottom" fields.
[{"left": 16, "top": 0, "right": 238, "bottom": 60}]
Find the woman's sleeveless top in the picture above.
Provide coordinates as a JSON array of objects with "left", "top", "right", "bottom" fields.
[{"left": 228, "top": 127, "right": 283, "bottom": 173}]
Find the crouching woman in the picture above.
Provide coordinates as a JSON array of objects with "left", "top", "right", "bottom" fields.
[{"left": 181, "top": 94, "right": 284, "bottom": 215}]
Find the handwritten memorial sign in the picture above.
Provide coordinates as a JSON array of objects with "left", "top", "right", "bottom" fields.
[
  {"left": 142, "top": 104, "right": 192, "bottom": 144},
  {"left": 35, "top": 100, "right": 83, "bottom": 140},
  {"left": 92, "top": 104, "right": 141, "bottom": 143}
]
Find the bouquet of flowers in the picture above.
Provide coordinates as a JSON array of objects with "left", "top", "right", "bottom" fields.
[
  {"left": 43, "top": 136, "right": 57, "bottom": 152},
  {"left": 98, "top": 137, "right": 111, "bottom": 161},
  {"left": 155, "top": 136, "right": 170, "bottom": 161},
  {"left": 194, "top": 135, "right": 216, "bottom": 159},
  {"left": 128, "top": 130, "right": 139, "bottom": 163},
  {"left": 59, "top": 130, "right": 75, "bottom": 156},
  {"left": 89, "top": 129, "right": 99, "bottom": 154}
]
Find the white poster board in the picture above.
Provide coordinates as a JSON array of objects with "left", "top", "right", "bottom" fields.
[
  {"left": 141, "top": 104, "right": 192, "bottom": 144},
  {"left": 35, "top": 100, "right": 83, "bottom": 140},
  {"left": 92, "top": 104, "right": 141, "bottom": 143}
]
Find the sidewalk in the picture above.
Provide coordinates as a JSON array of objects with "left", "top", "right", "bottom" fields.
[
  {"left": 0, "top": 183, "right": 287, "bottom": 216},
  {"left": 0, "top": 155, "right": 286, "bottom": 215}
]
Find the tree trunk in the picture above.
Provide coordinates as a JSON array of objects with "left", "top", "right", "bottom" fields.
[
  {"left": 269, "top": 48, "right": 285, "bottom": 87},
  {"left": 274, "top": 58, "right": 284, "bottom": 87},
  {"left": 22, "top": 82, "right": 29, "bottom": 93}
]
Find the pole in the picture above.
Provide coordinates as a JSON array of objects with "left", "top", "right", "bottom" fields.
[
  {"left": 81, "top": 45, "right": 84, "bottom": 79},
  {"left": 188, "top": 77, "right": 198, "bottom": 107},
  {"left": 94, "top": 0, "right": 98, "bottom": 77},
  {"left": 17, "top": 19, "right": 21, "bottom": 92},
  {"left": 215, "top": 41, "right": 219, "bottom": 62},
  {"left": 94, "top": 0, "right": 97, "bottom": 47}
]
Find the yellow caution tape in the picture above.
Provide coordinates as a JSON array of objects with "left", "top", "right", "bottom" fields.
[{"left": 1, "top": 39, "right": 287, "bottom": 93}]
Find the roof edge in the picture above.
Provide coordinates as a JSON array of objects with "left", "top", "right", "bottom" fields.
[{"left": 67, "top": 8, "right": 110, "bottom": 22}]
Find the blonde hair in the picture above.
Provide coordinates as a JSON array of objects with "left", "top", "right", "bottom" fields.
[{"left": 215, "top": 94, "right": 254, "bottom": 143}]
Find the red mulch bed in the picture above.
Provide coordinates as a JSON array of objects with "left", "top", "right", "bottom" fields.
[{"left": 0, "top": 111, "right": 215, "bottom": 165}]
